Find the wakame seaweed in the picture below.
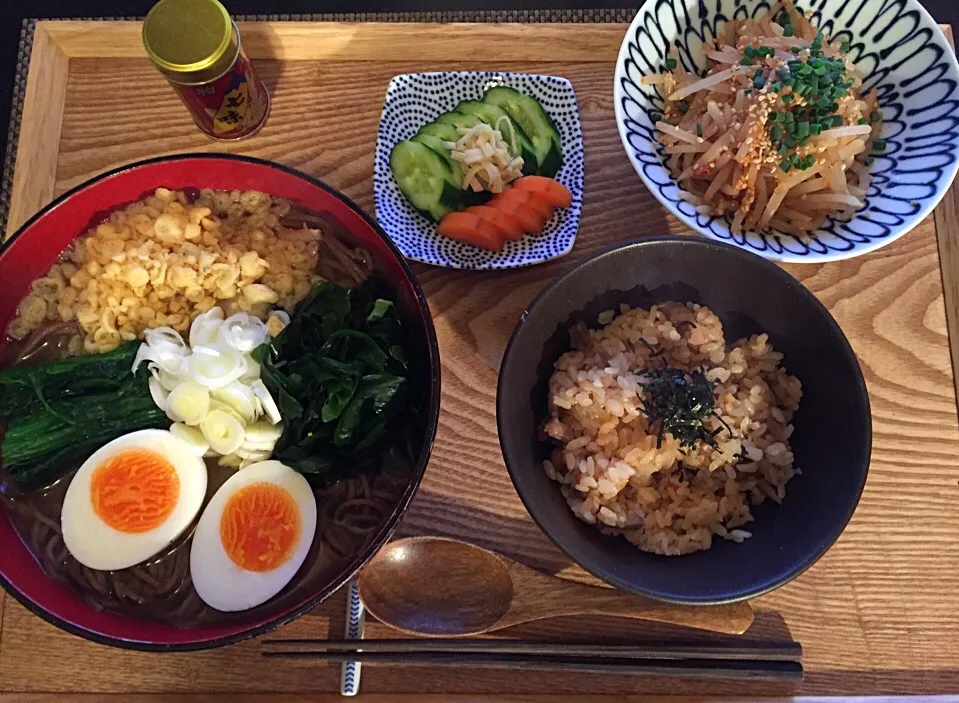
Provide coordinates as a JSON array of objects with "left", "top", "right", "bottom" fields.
[
  {"left": 252, "top": 279, "right": 411, "bottom": 486},
  {"left": 0, "top": 350, "right": 167, "bottom": 492},
  {"left": 639, "top": 367, "right": 731, "bottom": 450}
]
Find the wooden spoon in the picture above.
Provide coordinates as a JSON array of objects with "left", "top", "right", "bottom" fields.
[{"left": 357, "top": 536, "right": 754, "bottom": 637}]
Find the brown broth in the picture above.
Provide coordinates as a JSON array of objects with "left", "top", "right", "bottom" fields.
[{"left": 2, "top": 448, "right": 409, "bottom": 627}]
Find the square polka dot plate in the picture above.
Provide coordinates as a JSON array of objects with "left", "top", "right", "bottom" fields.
[{"left": 374, "top": 72, "right": 585, "bottom": 270}]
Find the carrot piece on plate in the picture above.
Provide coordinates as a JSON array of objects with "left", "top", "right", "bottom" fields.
[
  {"left": 513, "top": 176, "right": 573, "bottom": 208},
  {"left": 490, "top": 199, "right": 547, "bottom": 234},
  {"left": 494, "top": 188, "right": 554, "bottom": 222},
  {"left": 436, "top": 212, "right": 505, "bottom": 252},
  {"left": 468, "top": 205, "right": 525, "bottom": 241}
]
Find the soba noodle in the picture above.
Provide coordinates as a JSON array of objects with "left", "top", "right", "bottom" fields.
[{"left": 0, "top": 189, "right": 411, "bottom": 627}]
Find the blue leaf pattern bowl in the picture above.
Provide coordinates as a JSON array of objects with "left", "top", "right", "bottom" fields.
[
  {"left": 614, "top": 0, "right": 959, "bottom": 262},
  {"left": 375, "top": 72, "right": 585, "bottom": 269}
]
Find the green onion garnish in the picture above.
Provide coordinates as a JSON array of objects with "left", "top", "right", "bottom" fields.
[
  {"left": 666, "top": 58, "right": 678, "bottom": 70},
  {"left": 873, "top": 139, "right": 887, "bottom": 152},
  {"left": 696, "top": 123, "right": 703, "bottom": 137}
]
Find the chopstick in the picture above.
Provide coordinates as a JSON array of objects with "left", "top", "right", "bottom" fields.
[
  {"left": 264, "top": 638, "right": 802, "bottom": 661},
  {"left": 261, "top": 639, "right": 803, "bottom": 681}
]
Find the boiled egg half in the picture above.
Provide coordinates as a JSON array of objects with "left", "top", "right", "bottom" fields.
[
  {"left": 190, "top": 460, "right": 316, "bottom": 612},
  {"left": 61, "top": 429, "right": 208, "bottom": 571}
]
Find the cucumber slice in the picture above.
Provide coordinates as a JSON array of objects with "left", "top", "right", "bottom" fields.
[
  {"left": 417, "top": 122, "right": 461, "bottom": 143},
  {"left": 402, "top": 136, "right": 492, "bottom": 212},
  {"left": 435, "top": 111, "right": 481, "bottom": 131},
  {"left": 411, "top": 133, "right": 465, "bottom": 182},
  {"left": 454, "top": 100, "right": 539, "bottom": 175},
  {"left": 390, "top": 141, "right": 458, "bottom": 222},
  {"left": 482, "top": 86, "right": 564, "bottom": 178}
]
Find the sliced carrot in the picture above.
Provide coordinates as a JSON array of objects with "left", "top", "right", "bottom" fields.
[
  {"left": 490, "top": 198, "right": 547, "bottom": 233},
  {"left": 513, "top": 176, "right": 574, "bottom": 208},
  {"left": 494, "top": 188, "right": 554, "bottom": 222},
  {"left": 468, "top": 205, "right": 525, "bottom": 241},
  {"left": 436, "top": 212, "right": 505, "bottom": 252}
]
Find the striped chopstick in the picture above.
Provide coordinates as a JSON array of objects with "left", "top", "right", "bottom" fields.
[{"left": 338, "top": 580, "right": 366, "bottom": 697}]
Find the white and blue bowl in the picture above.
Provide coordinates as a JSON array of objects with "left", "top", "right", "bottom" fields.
[
  {"left": 375, "top": 72, "right": 585, "bottom": 269},
  {"left": 614, "top": 0, "right": 959, "bottom": 262}
]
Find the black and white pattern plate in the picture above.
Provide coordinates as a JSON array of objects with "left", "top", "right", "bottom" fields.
[
  {"left": 614, "top": 0, "right": 959, "bottom": 262},
  {"left": 374, "top": 72, "right": 585, "bottom": 269}
]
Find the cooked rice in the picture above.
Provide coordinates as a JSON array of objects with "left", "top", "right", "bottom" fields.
[{"left": 542, "top": 302, "right": 802, "bottom": 555}]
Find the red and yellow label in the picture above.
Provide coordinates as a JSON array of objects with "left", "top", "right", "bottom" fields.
[{"left": 168, "top": 47, "right": 269, "bottom": 140}]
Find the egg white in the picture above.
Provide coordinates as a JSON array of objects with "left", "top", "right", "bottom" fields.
[
  {"left": 61, "top": 429, "right": 208, "bottom": 571},
  {"left": 190, "top": 460, "right": 317, "bottom": 612}
]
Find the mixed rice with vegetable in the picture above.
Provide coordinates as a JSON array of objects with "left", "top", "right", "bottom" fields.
[{"left": 542, "top": 302, "right": 802, "bottom": 555}]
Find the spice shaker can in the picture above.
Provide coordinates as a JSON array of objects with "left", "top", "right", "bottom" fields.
[{"left": 142, "top": 0, "right": 270, "bottom": 140}]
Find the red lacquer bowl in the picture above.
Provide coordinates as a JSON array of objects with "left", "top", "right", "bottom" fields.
[{"left": 0, "top": 154, "right": 441, "bottom": 651}]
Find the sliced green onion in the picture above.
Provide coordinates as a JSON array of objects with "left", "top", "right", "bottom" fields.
[
  {"left": 780, "top": 159, "right": 792, "bottom": 172},
  {"left": 666, "top": 58, "right": 678, "bottom": 70},
  {"left": 783, "top": 24, "right": 794, "bottom": 37},
  {"left": 873, "top": 139, "right": 887, "bottom": 152},
  {"left": 696, "top": 123, "right": 703, "bottom": 137},
  {"left": 771, "top": 124, "right": 783, "bottom": 140},
  {"left": 797, "top": 121, "right": 810, "bottom": 137},
  {"left": 857, "top": 117, "right": 869, "bottom": 125}
]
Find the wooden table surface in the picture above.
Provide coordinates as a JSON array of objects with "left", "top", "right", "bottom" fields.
[{"left": 3, "top": 20, "right": 959, "bottom": 701}]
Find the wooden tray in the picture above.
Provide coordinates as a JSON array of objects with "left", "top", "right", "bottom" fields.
[{"left": 3, "top": 19, "right": 959, "bottom": 702}]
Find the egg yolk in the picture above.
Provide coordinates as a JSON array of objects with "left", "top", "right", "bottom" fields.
[
  {"left": 219, "top": 482, "right": 301, "bottom": 572},
  {"left": 91, "top": 449, "right": 180, "bottom": 534}
]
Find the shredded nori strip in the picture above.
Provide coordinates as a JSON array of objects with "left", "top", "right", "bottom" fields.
[{"left": 639, "top": 367, "right": 730, "bottom": 450}]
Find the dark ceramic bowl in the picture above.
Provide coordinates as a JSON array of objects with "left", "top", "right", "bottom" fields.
[
  {"left": 0, "top": 154, "right": 441, "bottom": 650},
  {"left": 497, "top": 236, "right": 871, "bottom": 604}
]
